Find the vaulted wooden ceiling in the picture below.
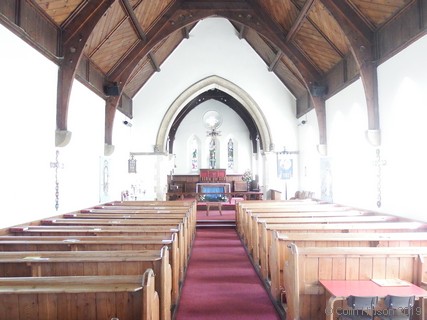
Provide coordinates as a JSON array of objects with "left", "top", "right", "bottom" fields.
[{"left": 0, "top": 0, "right": 425, "bottom": 150}]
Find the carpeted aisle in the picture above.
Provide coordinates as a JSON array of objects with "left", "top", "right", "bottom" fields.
[{"left": 175, "top": 227, "right": 281, "bottom": 319}]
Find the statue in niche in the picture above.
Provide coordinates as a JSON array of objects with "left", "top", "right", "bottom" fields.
[{"left": 203, "top": 111, "right": 222, "bottom": 169}]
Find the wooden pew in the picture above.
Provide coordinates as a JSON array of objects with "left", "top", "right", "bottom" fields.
[
  {"left": 0, "top": 234, "right": 181, "bottom": 304},
  {"left": 0, "top": 270, "right": 159, "bottom": 320},
  {"left": 236, "top": 200, "right": 332, "bottom": 233},
  {"left": 269, "top": 231, "right": 427, "bottom": 305},
  {"left": 283, "top": 244, "right": 427, "bottom": 320},
  {"left": 0, "top": 200, "right": 196, "bottom": 319},
  {"left": 103, "top": 200, "right": 197, "bottom": 232},
  {"left": 82, "top": 204, "right": 197, "bottom": 246},
  {"left": 248, "top": 214, "right": 397, "bottom": 258},
  {"left": 40, "top": 217, "right": 191, "bottom": 264},
  {"left": 8, "top": 224, "right": 187, "bottom": 283},
  {"left": 256, "top": 221, "right": 427, "bottom": 287},
  {"left": 0, "top": 247, "right": 172, "bottom": 320},
  {"left": 239, "top": 208, "right": 367, "bottom": 241}
]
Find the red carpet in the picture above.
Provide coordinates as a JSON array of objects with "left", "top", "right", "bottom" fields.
[{"left": 175, "top": 227, "right": 281, "bottom": 319}]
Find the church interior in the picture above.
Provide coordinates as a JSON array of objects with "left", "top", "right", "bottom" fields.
[{"left": 1, "top": 1, "right": 427, "bottom": 319}]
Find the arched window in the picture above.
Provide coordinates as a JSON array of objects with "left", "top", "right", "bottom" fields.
[
  {"left": 191, "top": 137, "right": 199, "bottom": 171},
  {"left": 228, "top": 138, "right": 234, "bottom": 170}
]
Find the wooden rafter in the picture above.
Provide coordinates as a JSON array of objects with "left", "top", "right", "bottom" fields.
[
  {"left": 286, "top": 0, "right": 315, "bottom": 43},
  {"left": 56, "top": 0, "right": 116, "bottom": 146},
  {"left": 268, "top": 51, "right": 282, "bottom": 72},
  {"left": 320, "top": 0, "right": 379, "bottom": 133}
]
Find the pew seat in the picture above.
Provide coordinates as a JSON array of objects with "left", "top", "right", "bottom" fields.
[
  {"left": 0, "top": 271, "right": 159, "bottom": 320},
  {"left": 0, "top": 247, "right": 172, "bottom": 320}
]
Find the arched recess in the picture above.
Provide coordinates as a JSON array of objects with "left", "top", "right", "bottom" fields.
[{"left": 155, "top": 75, "right": 273, "bottom": 154}]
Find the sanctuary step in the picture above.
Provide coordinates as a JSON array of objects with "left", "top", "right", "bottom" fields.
[
  {"left": 196, "top": 202, "right": 236, "bottom": 211},
  {"left": 196, "top": 220, "right": 236, "bottom": 229}
]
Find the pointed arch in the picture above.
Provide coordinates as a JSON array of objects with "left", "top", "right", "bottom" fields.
[{"left": 156, "top": 75, "right": 273, "bottom": 153}]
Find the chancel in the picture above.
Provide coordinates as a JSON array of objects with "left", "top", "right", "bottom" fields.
[{"left": 1, "top": 1, "right": 427, "bottom": 320}]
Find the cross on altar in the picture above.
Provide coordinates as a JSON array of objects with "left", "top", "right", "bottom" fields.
[
  {"left": 373, "top": 148, "right": 386, "bottom": 208},
  {"left": 50, "top": 150, "right": 64, "bottom": 211}
]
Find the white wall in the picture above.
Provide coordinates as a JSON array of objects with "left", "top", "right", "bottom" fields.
[
  {"left": 132, "top": 17, "right": 297, "bottom": 155},
  {"left": 326, "top": 80, "right": 376, "bottom": 209},
  {"left": 297, "top": 110, "right": 322, "bottom": 197},
  {"left": 0, "top": 25, "right": 58, "bottom": 228},
  {"left": 0, "top": 25, "right": 128, "bottom": 228},
  {"left": 296, "top": 35, "right": 427, "bottom": 222},
  {"left": 377, "top": 35, "right": 427, "bottom": 221}
]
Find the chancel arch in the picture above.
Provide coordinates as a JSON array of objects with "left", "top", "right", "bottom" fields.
[{"left": 156, "top": 75, "right": 273, "bottom": 155}]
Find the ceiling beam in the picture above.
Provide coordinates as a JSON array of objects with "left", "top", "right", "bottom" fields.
[
  {"left": 56, "top": 0, "right": 115, "bottom": 147},
  {"left": 245, "top": 0, "right": 321, "bottom": 85},
  {"left": 107, "top": 1, "right": 184, "bottom": 81},
  {"left": 286, "top": 0, "right": 315, "bottom": 43},
  {"left": 149, "top": 52, "right": 161, "bottom": 72},
  {"left": 268, "top": 51, "right": 282, "bottom": 72},
  {"left": 238, "top": 24, "right": 246, "bottom": 39},
  {"left": 320, "top": 0, "right": 379, "bottom": 135},
  {"left": 121, "top": 0, "right": 147, "bottom": 41}
]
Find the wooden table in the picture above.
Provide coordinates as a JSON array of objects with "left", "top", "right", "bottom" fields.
[
  {"left": 205, "top": 202, "right": 223, "bottom": 216},
  {"left": 320, "top": 279, "right": 427, "bottom": 320}
]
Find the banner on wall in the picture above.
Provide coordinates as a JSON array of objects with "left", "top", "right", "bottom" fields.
[{"left": 277, "top": 154, "right": 293, "bottom": 180}]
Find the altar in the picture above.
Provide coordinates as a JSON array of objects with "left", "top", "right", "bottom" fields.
[{"left": 196, "top": 183, "right": 231, "bottom": 201}]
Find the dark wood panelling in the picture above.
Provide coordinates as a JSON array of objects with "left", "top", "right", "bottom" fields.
[
  {"left": 0, "top": 0, "right": 16, "bottom": 23},
  {"left": 118, "top": 94, "right": 133, "bottom": 118},
  {"left": 87, "top": 60, "right": 106, "bottom": 95},
  {"left": 75, "top": 56, "right": 107, "bottom": 98},
  {"left": 275, "top": 62, "right": 304, "bottom": 98},
  {"left": 296, "top": 93, "right": 311, "bottom": 118},
  {"left": 124, "top": 58, "right": 154, "bottom": 98},
  {"left": 152, "top": 29, "right": 183, "bottom": 66},
  {"left": 324, "top": 54, "right": 359, "bottom": 99},
  {"left": 377, "top": 3, "right": 426, "bottom": 63},
  {"left": 21, "top": 1, "right": 59, "bottom": 57},
  {"left": 244, "top": 27, "right": 278, "bottom": 67}
]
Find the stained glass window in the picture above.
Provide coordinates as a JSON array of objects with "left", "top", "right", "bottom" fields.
[
  {"left": 228, "top": 138, "right": 234, "bottom": 170},
  {"left": 191, "top": 137, "right": 198, "bottom": 171}
]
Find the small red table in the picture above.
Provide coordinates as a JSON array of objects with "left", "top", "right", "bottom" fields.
[{"left": 320, "top": 280, "right": 427, "bottom": 320}]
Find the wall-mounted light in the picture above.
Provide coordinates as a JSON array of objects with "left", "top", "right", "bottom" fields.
[{"left": 123, "top": 120, "right": 132, "bottom": 127}]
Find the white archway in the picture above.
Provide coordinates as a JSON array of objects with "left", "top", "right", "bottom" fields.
[{"left": 155, "top": 75, "right": 273, "bottom": 153}]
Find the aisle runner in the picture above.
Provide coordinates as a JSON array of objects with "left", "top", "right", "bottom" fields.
[{"left": 175, "top": 228, "right": 281, "bottom": 320}]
